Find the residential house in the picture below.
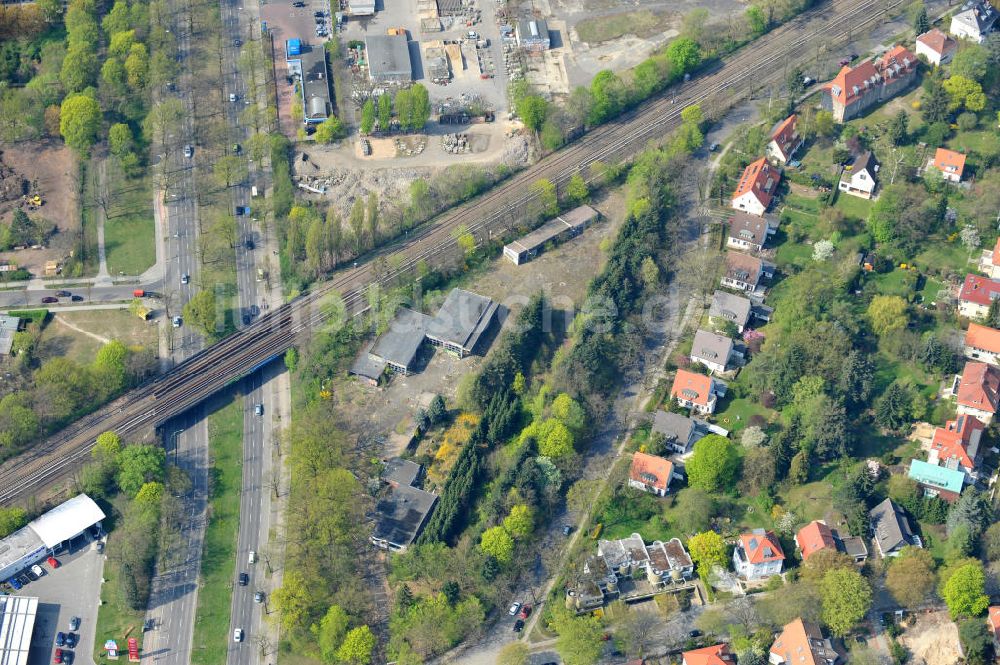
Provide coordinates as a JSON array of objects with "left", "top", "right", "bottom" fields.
[
  {"left": 928, "top": 414, "right": 985, "bottom": 481},
  {"left": 908, "top": 459, "right": 965, "bottom": 502},
  {"left": 958, "top": 273, "right": 1000, "bottom": 319},
  {"left": 628, "top": 452, "right": 674, "bottom": 497},
  {"left": 977, "top": 237, "right": 1000, "bottom": 279},
  {"left": 732, "top": 529, "right": 784, "bottom": 581},
  {"left": 650, "top": 410, "right": 710, "bottom": 454},
  {"left": 670, "top": 369, "right": 726, "bottom": 415},
  {"left": 928, "top": 147, "right": 967, "bottom": 183},
  {"left": 709, "top": 290, "right": 752, "bottom": 332},
  {"left": 731, "top": 157, "right": 781, "bottom": 217},
  {"left": 823, "top": 45, "right": 919, "bottom": 122},
  {"left": 794, "top": 520, "right": 868, "bottom": 564},
  {"left": 726, "top": 213, "right": 776, "bottom": 253},
  {"left": 722, "top": 252, "right": 774, "bottom": 293},
  {"left": 950, "top": 0, "right": 998, "bottom": 42},
  {"left": 683, "top": 644, "right": 734, "bottom": 665},
  {"left": 956, "top": 361, "right": 1000, "bottom": 424},
  {"left": 965, "top": 323, "right": 1000, "bottom": 365},
  {"left": 869, "top": 498, "right": 921, "bottom": 557},
  {"left": 838, "top": 151, "right": 878, "bottom": 199},
  {"left": 766, "top": 114, "right": 802, "bottom": 164},
  {"left": 690, "top": 329, "right": 742, "bottom": 374},
  {"left": 915, "top": 28, "right": 957, "bottom": 65},
  {"left": 988, "top": 606, "right": 1000, "bottom": 653},
  {"left": 769, "top": 618, "right": 841, "bottom": 665}
]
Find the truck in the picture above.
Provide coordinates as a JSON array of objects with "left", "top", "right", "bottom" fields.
[{"left": 133, "top": 289, "right": 146, "bottom": 297}]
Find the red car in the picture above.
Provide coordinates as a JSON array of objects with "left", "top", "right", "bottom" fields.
[
  {"left": 518, "top": 605, "right": 531, "bottom": 619},
  {"left": 54, "top": 649, "right": 63, "bottom": 663},
  {"left": 47, "top": 556, "right": 60, "bottom": 568}
]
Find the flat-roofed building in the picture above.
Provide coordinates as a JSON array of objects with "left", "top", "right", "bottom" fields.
[
  {"left": 0, "top": 495, "right": 105, "bottom": 582},
  {"left": 368, "top": 308, "right": 432, "bottom": 374},
  {"left": 285, "top": 43, "right": 333, "bottom": 124},
  {"left": 516, "top": 18, "right": 550, "bottom": 52},
  {"left": 0, "top": 596, "right": 38, "bottom": 665},
  {"left": 366, "top": 34, "right": 413, "bottom": 83},
  {"left": 503, "top": 205, "right": 599, "bottom": 265},
  {"left": 0, "top": 315, "right": 20, "bottom": 356},
  {"left": 425, "top": 289, "right": 499, "bottom": 358},
  {"left": 371, "top": 460, "right": 437, "bottom": 552}
]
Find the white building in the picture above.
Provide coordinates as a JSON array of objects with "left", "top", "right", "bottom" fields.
[
  {"left": 0, "top": 596, "right": 38, "bottom": 665},
  {"left": 915, "top": 28, "right": 957, "bottom": 65},
  {"left": 950, "top": 0, "right": 998, "bottom": 42},
  {"left": 838, "top": 151, "right": 878, "bottom": 199}
]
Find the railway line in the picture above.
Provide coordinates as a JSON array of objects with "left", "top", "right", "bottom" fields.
[{"left": 0, "top": 0, "right": 909, "bottom": 506}]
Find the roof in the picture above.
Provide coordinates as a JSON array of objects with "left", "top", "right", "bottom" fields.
[
  {"left": 849, "top": 150, "right": 876, "bottom": 177},
  {"left": 957, "top": 361, "right": 1000, "bottom": 414},
  {"left": 916, "top": 27, "right": 957, "bottom": 55},
  {"left": 870, "top": 498, "right": 916, "bottom": 554},
  {"left": 629, "top": 452, "right": 673, "bottom": 492},
  {"left": 737, "top": 529, "right": 784, "bottom": 564},
  {"left": 652, "top": 410, "right": 696, "bottom": 444},
  {"left": 298, "top": 45, "right": 332, "bottom": 121},
  {"left": 0, "top": 315, "right": 18, "bottom": 356},
  {"left": 724, "top": 252, "right": 764, "bottom": 287},
  {"left": 709, "top": 290, "right": 751, "bottom": 327},
  {"left": 691, "top": 329, "right": 734, "bottom": 366},
  {"left": 908, "top": 459, "right": 965, "bottom": 495},
  {"left": 350, "top": 343, "right": 387, "bottom": 381},
  {"left": 992, "top": 237, "right": 1000, "bottom": 267},
  {"left": 796, "top": 521, "right": 837, "bottom": 561},
  {"left": 372, "top": 483, "right": 438, "bottom": 549},
  {"left": 768, "top": 114, "right": 800, "bottom": 161},
  {"left": 732, "top": 157, "right": 780, "bottom": 208},
  {"left": 965, "top": 322, "right": 1000, "bottom": 354},
  {"left": 932, "top": 147, "right": 966, "bottom": 178},
  {"left": 28, "top": 494, "right": 105, "bottom": 548},
  {"left": 348, "top": 0, "right": 375, "bottom": 13},
  {"left": 770, "top": 618, "right": 838, "bottom": 665},
  {"left": 425, "top": 289, "right": 498, "bottom": 352},
  {"left": 383, "top": 458, "right": 421, "bottom": 487},
  {"left": 505, "top": 205, "right": 598, "bottom": 255},
  {"left": 959, "top": 273, "right": 1000, "bottom": 307},
  {"left": 727, "top": 212, "right": 770, "bottom": 246},
  {"left": 516, "top": 17, "right": 549, "bottom": 42},
  {"left": 953, "top": 0, "right": 998, "bottom": 33},
  {"left": 825, "top": 45, "right": 917, "bottom": 107},
  {"left": 662, "top": 538, "right": 693, "bottom": 571},
  {"left": 682, "top": 644, "right": 732, "bottom": 665},
  {"left": 671, "top": 369, "right": 714, "bottom": 407},
  {"left": 370, "top": 308, "right": 432, "bottom": 370},
  {"left": 0, "top": 596, "right": 38, "bottom": 665},
  {"left": 988, "top": 606, "right": 1000, "bottom": 635},
  {"left": 365, "top": 34, "right": 413, "bottom": 78},
  {"left": 598, "top": 533, "right": 649, "bottom": 570},
  {"left": 931, "top": 414, "right": 984, "bottom": 469}
]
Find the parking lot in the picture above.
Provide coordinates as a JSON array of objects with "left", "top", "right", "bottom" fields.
[{"left": 8, "top": 537, "right": 105, "bottom": 665}]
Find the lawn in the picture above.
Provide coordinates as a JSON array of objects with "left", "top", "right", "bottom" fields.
[
  {"left": 912, "top": 240, "right": 975, "bottom": 276},
  {"left": 104, "top": 159, "right": 156, "bottom": 276},
  {"left": 775, "top": 238, "right": 813, "bottom": 269},
  {"left": 869, "top": 268, "right": 917, "bottom": 298},
  {"left": 575, "top": 9, "right": 673, "bottom": 43},
  {"left": 778, "top": 481, "right": 835, "bottom": 524},
  {"left": 950, "top": 130, "right": 1000, "bottom": 157},
  {"left": 710, "top": 396, "right": 777, "bottom": 435},
  {"left": 76, "top": 157, "right": 101, "bottom": 277},
  {"left": 191, "top": 397, "right": 244, "bottom": 665},
  {"left": 833, "top": 192, "right": 872, "bottom": 221},
  {"left": 93, "top": 500, "right": 145, "bottom": 662}
]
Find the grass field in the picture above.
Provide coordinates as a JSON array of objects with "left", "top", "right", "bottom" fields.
[
  {"left": 191, "top": 397, "right": 244, "bottom": 665},
  {"left": 833, "top": 192, "right": 872, "bottom": 221},
  {"left": 93, "top": 499, "right": 145, "bottom": 662},
  {"left": 711, "top": 397, "right": 777, "bottom": 435},
  {"left": 575, "top": 9, "right": 673, "bottom": 43},
  {"left": 104, "top": 159, "right": 156, "bottom": 276}
]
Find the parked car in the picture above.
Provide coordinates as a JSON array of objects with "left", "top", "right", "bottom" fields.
[
  {"left": 512, "top": 620, "right": 524, "bottom": 633},
  {"left": 63, "top": 652, "right": 73, "bottom": 664},
  {"left": 47, "top": 556, "right": 60, "bottom": 568},
  {"left": 65, "top": 633, "right": 77, "bottom": 648},
  {"left": 181, "top": 273, "right": 189, "bottom": 284},
  {"left": 233, "top": 628, "right": 244, "bottom": 642},
  {"left": 53, "top": 649, "right": 63, "bottom": 664},
  {"left": 184, "top": 144, "right": 194, "bottom": 158},
  {"left": 245, "top": 238, "right": 254, "bottom": 250},
  {"left": 248, "top": 551, "right": 257, "bottom": 564},
  {"left": 31, "top": 564, "right": 43, "bottom": 577},
  {"left": 172, "top": 316, "right": 183, "bottom": 328},
  {"left": 238, "top": 572, "right": 249, "bottom": 586},
  {"left": 55, "top": 290, "right": 71, "bottom": 297},
  {"left": 233, "top": 38, "right": 242, "bottom": 47},
  {"left": 26, "top": 569, "right": 38, "bottom": 581},
  {"left": 313, "top": 10, "right": 325, "bottom": 15},
  {"left": 55, "top": 632, "right": 66, "bottom": 647},
  {"left": 518, "top": 605, "right": 531, "bottom": 619},
  {"left": 8, "top": 577, "right": 22, "bottom": 590},
  {"left": 95, "top": 541, "right": 105, "bottom": 554},
  {"left": 254, "top": 591, "right": 265, "bottom": 603},
  {"left": 562, "top": 525, "right": 572, "bottom": 536},
  {"left": 507, "top": 602, "right": 520, "bottom": 616},
  {"left": 69, "top": 617, "right": 81, "bottom": 632},
  {"left": 229, "top": 93, "right": 237, "bottom": 102},
  {"left": 232, "top": 143, "right": 241, "bottom": 154},
  {"left": 689, "top": 629, "right": 702, "bottom": 638},
  {"left": 41, "top": 297, "right": 58, "bottom": 304},
  {"left": 292, "top": 1, "right": 305, "bottom": 6}
]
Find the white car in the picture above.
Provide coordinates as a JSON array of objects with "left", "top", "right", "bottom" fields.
[
  {"left": 507, "top": 602, "right": 520, "bottom": 616},
  {"left": 233, "top": 628, "right": 243, "bottom": 643},
  {"left": 229, "top": 93, "right": 237, "bottom": 102},
  {"left": 31, "top": 564, "right": 43, "bottom": 577},
  {"left": 181, "top": 273, "right": 189, "bottom": 284},
  {"left": 172, "top": 316, "right": 182, "bottom": 328}
]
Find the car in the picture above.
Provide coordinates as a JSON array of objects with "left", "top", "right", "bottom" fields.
[
  {"left": 232, "top": 143, "right": 241, "bottom": 154},
  {"left": 235, "top": 206, "right": 244, "bottom": 216},
  {"left": 41, "top": 297, "right": 58, "bottom": 304},
  {"left": 238, "top": 572, "right": 249, "bottom": 586},
  {"left": 292, "top": 1, "right": 305, "bottom": 6},
  {"left": 181, "top": 273, "right": 189, "bottom": 284},
  {"left": 507, "top": 602, "right": 521, "bottom": 616},
  {"left": 518, "top": 605, "right": 531, "bottom": 619},
  {"left": 314, "top": 10, "right": 325, "bottom": 16},
  {"left": 31, "top": 564, "right": 43, "bottom": 577},
  {"left": 63, "top": 652, "right": 73, "bottom": 664},
  {"left": 242, "top": 313, "right": 251, "bottom": 325},
  {"left": 56, "top": 632, "right": 66, "bottom": 647},
  {"left": 184, "top": 145, "right": 193, "bottom": 158},
  {"left": 69, "top": 617, "right": 81, "bottom": 632},
  {"left": 254, "top": 404, "right": 263, "bottom": 416},
  {"left": 562, "top": 525, "right": 572, "bottom": 536},
  {"left": 8, "top": 577, "right": 21, "bottom": 590},
  {"left": 95, "top": 541, "right": 104, "bottom": 554},
  {"left": 512, "top": 620, "right": 524, "bottom": 633},
  {"left": 172, "top": 316, "right": 182, "bottom": 328},
  {"left": 65, "top": 633, "right": 77, "bottom": 648},
  {"left": 254, "top": 591, "right": 265, "bottom": 603},
  {"left": 708, "top": 142, "right": 720, "bottom": 152},
  {"left": 245, "top": 238, "right": 254, "bottom": 250},
  {"left": 689, "top": 629, "right": 702, "bottom": 638},
  {"left": 143, "top": 619, "right": 155, "bottom": 632},
  {"left": 54, "top": 649, "right": 63, "bottom": 664},
  {"left": 233, "top": 38, "right": 242, "bottom": 46},
  {"left": 233, "top": 628, "right": 244, "bottom": 643},
  {"left": 55, "top": 290, "right": 71, "bottom": 297},
  {"left": 47, "top": 556, "right": 60, "bottom": 568},
  {"left": 229, "top": 93, "right": 237, "bottom": 102},
  {"left": 249, "top": 550, "right": 257, "bottom": 564},
  {"left": 71, "top": 295, "right": 83, "bottom": 302},
  {"left": 249, "top": 305, "right": 260, "bottom": 316},
  {"left": 26, "top": 569, "right": 38, "bottom": 581}
]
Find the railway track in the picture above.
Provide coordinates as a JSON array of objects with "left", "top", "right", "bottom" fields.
[{"left": 0, "top": 0, "right": 908, "bottom": 506}]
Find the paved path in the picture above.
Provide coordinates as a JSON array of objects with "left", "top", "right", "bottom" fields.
[{"left": 95, "top": 160, "right": 112, "bottom": 286}]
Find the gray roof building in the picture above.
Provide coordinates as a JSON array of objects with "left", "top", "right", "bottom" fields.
[
  {"left": 503, "top": 205, "right": 599, "bottom": 265},
  {"left": 300, "top": 46, "right": 333, "bottom": 123},
  {"left": 515, "top": 17, "right": 550, "bottom": 51},
  {"left": 383, "top": 458, "right": 422, "bottom": 487},
  {"left": 691, "top": 329, "right": 735, "bottom": 371},
  {"left": 709, "top": 290, "right": 752, "bottom": 331},
  {"left": 425, "top": 289, "right": 499, "bottom": 357},
  {"left": 0, "top": 315, "right": 19, "bottom": 356},
  {"left": 870, "top": 498, "right": 921, "bottom": 557},
  {"left": 366, "top": 35, "right": 413, "bottom": 83},
  {"left": 369, "top": 308, "right": 432, "bottom": 374},
  {"left": 651, "top": 410, "right": 708, "bottom": 453},
  {"left": 727, "top": 212, "right": 773, "bottom": 249},
  {"left": 348, "top": 0, "right": 375, "bottom": 15},
  {"left": 371, "top": 484, "right": 437, "bottom": 552},
  {"left": 951, "top": 0, "right": 998, "bottom": 41}
]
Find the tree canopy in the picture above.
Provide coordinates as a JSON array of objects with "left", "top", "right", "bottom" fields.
[{"left": 686, "top": 434, "right": 739, "bottom": 492}]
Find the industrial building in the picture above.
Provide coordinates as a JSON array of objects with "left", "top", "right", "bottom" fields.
[
  {"left": 347, "top": 0, "right": 375, "bottom": 15},
  {"left": 371, "top": 459, "right": 437, "bottom": 552},
  {"left": 503, "top": 205, "right": 599, "bottom": 265},
  {"left": 285, "top": 39, "right": 333, "bottom": 124},
  {"left": 0, "top": 596, "right": 38, "bottom": 665},
  {"left": 366, "top": 34, "right": 413, "bottom": 83},
  {"left": 516, "top": 18, "right": 550, "bottom": 52},
  {"left": 0, "top": 494, "right": 105, "bottom": 582},
  {"left": 0, "top": 315, "right": 20, "bottom": 356},
  {"left": 424, "top": 289, "right": 499, "bottom": 358}
]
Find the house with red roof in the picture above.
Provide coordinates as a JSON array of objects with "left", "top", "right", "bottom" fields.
[
  {"left": 670, "top": 369, "right": 726, "bottom": 415},
  {"left": 928, "top": 147, "right": 967, "bottom": 183},
  {"left": 988, "top": 606, "right": 1000, "bottom": 653},
  {"left": 916, "top": 28, "right": 957, "bottom": 65},
  {"left": 965, "top": 323, "right": 1000, "bottom": 365},
  {"left": 766, "top": 114, "right": 802, "bottom": 164},
  {"left": 823, "top": 45, "right": 918, "bottom": 122},
  {"left": 770, "top": 618, "right": 841, "bottom": 665},
  {"left": 794, "top": 520, "right": 868, "bottom": 564},
  {"left": 731, "top": 157, "right": 781, "bottom": 217},
  {"left": 956, "top": 361, "right": 1000, "bottom": 425},
  {"left": 927, "top": 414, "right": 984, "bottom": 484},
  {"left": 628, "top": 452, "right": 674, "bottom": 497},
  {"left": 958, "top": 273, "right": 1000, "bottom": 319},
  {"left": 681, "top": 644, "right": 734, "bottom": 665},
  {"left": 721, "top": 251, "right": 774, "bottom": 293},
  {"left": 732, "top": 528, "right": 784, "bottom": 581}
]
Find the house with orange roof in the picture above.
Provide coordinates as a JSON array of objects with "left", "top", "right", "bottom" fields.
[
  {"left": 958, "top": 273, "right": 1000, "bottom": 319},
  {"left": 628, "top": 452, "right": 674, "bottom": 497},
  {"left": 915, "top": 28, "right": 957, "bottom": 65},
  {"left": 769, "top": 618, "right": 841, "bottom": 665},
  {"left": 682, "top": 644, "right": 734, "bottom": 665},
  {"left": 794, "top": 520, "right": 868, "bottom": 564},
  {"left": 928, "top": 147, "right": 967, "bottom": 182},
  {"left": 766, "top": 114, "right": 802, "bottom": 164},
  {"left": 956, "top": 361, "right": 1000, "bottom": 424},
  {"left": 965, "top": 323, "right": 1000, "bottom": 365},
  {"left": 732, "top": 528, "right": 784, "bottom": 581},
  {"left": 928, "top": 414, "right": 985, "bottom": 481},
  {"left": 988, "top": 606, "right": 1000, "bottom": 652},
  {"left": 670, "top": 369, "right": 726, "bottom": 415},
  {"left": 731, "top": 157, "right": 781, "bottom": 217},
  {"left": 823, "top": 45, "right": 918, "bottom": 122}
]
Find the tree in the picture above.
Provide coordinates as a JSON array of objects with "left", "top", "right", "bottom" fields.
[
  {"left": 959, "top": 618, "right": 993, "bottom": 665},
  {"left": 93, "top": 431, "right": 122, "bottom": 464},
  {"left": 497, "top": 642, "right": 530, "bottom": 665},
  {"left": 124, "top": 42, "right": 149, "bottom": 89},
  {"left": 813, "top": 110, "right": 835, "bottom": 137},
  {"left": 800, "top": 548, "right": 854, "bottom": 583},
  {"left": 515, "top": 94, "right": 548, "bottom": 132},
  {"left": 981, "top": 521, "right": 1000, "bottom": 561},
  {"left": 366, "top": 192, "right": 379, "bottom": 248},
  {"left": 686, "top": 434, "right": 739, "bottom": 492},
  {"left": 588, "top": 70, "right": 625, "bottom": 124},
  {"left": 874, "top": 381, "right": 914, "bottom": 431},
  {"left": 674, "top": 488, "right": 715, "bottom": 535},
  {"left": 739, "top": 446, "right": 776, "bottom": 496},
  {"left": 116, "top": 444, "right": 165, "bottom": 496},
  {"left": 315, "top": 115, "right": 346, "bottom": 143},
  {"left": 921, "top": 80, "right": 951, "bottom": 123},
  {"left": 336, "top": 625, "right": 375, "bottom": 665},
  {"left": 59, "top": 93, "right": 101, "bottom": 155},
  {"left": 314, "top": 605, "right": 350, "bottom": 663},
  {"left": 108, "top": 122, "right": 133, "bottom": 157},
  {"left": 0, "top": 506, "right": 28, "bottom": 538},
  {"left": 183, "top": 289, "right": 222, "bottom": 337},
  {"left": 947, "top": 488, "right": 992, "bottom": 539},
  {"left": 665, "top": 37, "right": 701, "bottom": 74},
  {"left": 409, "top": 84, "right": 430, "bottom": 130},
  {"left": 360, "top": 98, "right": 375, "bottom": 134},
  {"left": 951, "top": 44, "right": 989, "bottom": 81},
  {"left": 913, "top": 5, "right": 929, "bottom": 34},
  {"left": 746, "top": 5, "right": 768, "bottom": 35},
  {"left": 531, "top": 178, "right": 558, "bottom": 217},
  {"left": 395, "top": 88, "right": 413, "bottom": 130},
  {"left": 551, "top": 609, "right": 605, "bottom": 665},
  {"left": 812, "top": 240, "right": 834, "bottom": 261},
  {"left": 377, "top": 93, "right": 392, "bottom": 131},
  {"left": 213, "top": 155, "right": 248, "bottom": 188},
  {"left": 943, "top": 75, "right": 987, "bottom": 112},
  {"left": 94, "top": 339, "right": 129, "bottom": 395},
  {"left": 941, "top": 561, "right": 989, "bottom": 618},
  {"left": 886, "top": 547, "right": 935, "bottom": 607},
  {"left": 349, "top": 198, "right": 365, "bottom": 251},
  {"left": 887, "top": 110, "right": 908, "bottom": 145},
  {"left": 820, "top": 568, "right": 872, "bottom": 637},
  {"left": 538, "top": 419, "right": 574, "bottom": 458},
  {"left": 479, "top": 526, "right": 514, "bottom": 565},
  {"left": 503, "top": 504, "right": 534, "bottom": 538},
  {"left": 867, "top": 295, "right": 908, "bottom": 336},
  {"left": 566, "top": 173, "right": 589, "bottom": 204},
  {"left": 687, "top": 530, "right": 727, "bottom": 579}
]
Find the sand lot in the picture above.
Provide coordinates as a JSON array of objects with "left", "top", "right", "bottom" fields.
[{"left": 898, "top": 611, "right": 962, "bottom": 665}]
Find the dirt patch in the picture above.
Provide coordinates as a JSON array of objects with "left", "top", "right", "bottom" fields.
[
  {"left": 575, "top": 9, "right": 675, "bottom": 44},
  {"left": 898, "top": 611, "right": 961, "bottom": 665},
  {"left": 0, "top": 142, "right": 79, "bottom": 276},
  {"left": 354, "top": 138, "right": 398, "bottom": 160}
]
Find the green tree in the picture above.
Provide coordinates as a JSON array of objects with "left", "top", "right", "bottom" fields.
[
  {"left": 409, "top": 83, "right": 430, "bottom": 130},
  {"left": 820, "top": 568, "right": 872, "bottom": 637},
  {"left": 133, "top": 481, "right": 164, "bottom": 510},
  {"left": 665, "top": 36, "right": 701, "bottom": 74},
  {"left": 124, "top": 43, "right": 148, "bottom": 89},
  {"left": 886, "top": 547, "right": 935, "bottom": 607},
  {"left": 921, "top": 80, "right": 951, "bottom": 123},
  {"left": 531, "top": 178, "right": 558, "bottom": 217},
  {"left": 315, "top": 605, "right": 349, "bottom": 664},
  {"left": 686, "top": 434, "right": 739, "bottom": 492},
  {"left": 913, "top": 5, "right": 929, "bottom": 33},
  {"left": 887, "top": 110, "right": 908, "bottom": 145},
  {"left": 552, "top": 609, "right": 605, "bottom": 665},
  {"left": 94, "top": 339, "right": 129, "bottom": 395},
  {"left": 360, "top": 98, "right": 375, "bottom": 134},
  {"left": 813, "top": 110, "right": 835, "bottom": 137},
  {"left": 59, "top": 93, "right": 102, "bottom": 155},
  {"left": 213, "top": 155, "right": 248, "bottom": 188},
  {"left": 315, "top": 115, "right": 346, "bottom": 142},
  {"left": 947, "top": 488, "right": 992, "bottom": 539},
  {"left": 183, "top": 289, "right": 222, "bottom": 337},
  {"left": 867, "top": 295, "right": 908, "bottom": 336},
  {"left": 116, "top": 444, "right": 166, "bottom": 496},
  {"left": 941, "top": 561, "right": 989, "bottom": 618},
  {"left": 874, "top": 381, "right": 915, "bottom": 431},
  {"left": 479, "top": 526, "right": 514, "bottom": 564},
  {"left": 687, "top": 530, "right": 727, "bottom": 579},
  {"left": 951, "top": 44, "right": 989, "bottom": 81},
  {"left": 588, "top": 70, "right": 625, "bottom": 124},
  {"left": 746, "top": 5, "right": 768, "bottom": 35},
  {"left": 516, "top": 94, "right": 548, "bottom": 132},
  {"left": 108, "top": 122, "right": 134, "bottom": 157},
  {"left": 503, "top": 504, "right": 534, "bottom": 538},
  {"left": 102, "top": 0, "right": 129, "bottom": 34},
  {"left": 674, "top": 488, "right": 715, "bottom": 534},
  {"left": 395, "top": 88, "right": 413, "bottom": 130},
  {"left": 378, "top": 93, "right": 392, "bottom": 131},
  {"left": 336, "top": 625, "right": 375, "bottom": 665},
  {"left": 958, "top": 618, "right": 993, "bottom": 665},
  {"left": 272, "top": 570, "right": 313, "bottom": 634},
  {"left": 93, "top": 431, "right": 122, "bottom": 464},
  {"left": 0, "top": 506, "right": 28, "bottom": 538},
  {"left": 943, "top": 75, "right": 986, "bottom": 112},
  {"left": 539, "top": 419, "right": 575, "bottom": 458},
  {"left": 566, "top": 173, "right": 589, "bottom": 204}
]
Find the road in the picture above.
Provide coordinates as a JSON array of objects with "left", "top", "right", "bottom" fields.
[{"left": 0, "top": 0, "right": 915, "bottom": 508}]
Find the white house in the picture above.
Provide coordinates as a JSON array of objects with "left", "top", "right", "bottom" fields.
[
  {"left": 732, "top": 529, "right": 784, "bottom": 581},
  {"left": 765, "top": 114, "right": 802, "bottom": 164},
  {"left": 838, "top": 151, "right": 878, "bottom": 199},
  {"left": 628, "top": 452, "right": 674, "bottom": 496},
  {"left": 726, "top": 213, "right": 775, "bottom": 253},
  {"left": 690, "top": 329, "right": 741, "bottom": 374},
  {"left": 731, "top": 158, "right": 780, "bottom": 217},
  {"left": 670, "top": 369, "right": 726, "bottom": 415},
  {"left": 915, "top": 28, "right": 957, "bottom": 65},
  {"left": 950, "top": 0, "right": 998, "bottom": 42}
]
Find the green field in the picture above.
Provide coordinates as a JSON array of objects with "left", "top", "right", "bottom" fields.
[
  {"left": 575, "top": 10, "right": 673, "bottom": 44},
  {"left": 93, "top": 501, "right": 145, "bottom": 663},
  {"left": 191, "top": 397, "right": 245, "bottom": 665},
  {"left": 833, "top": 191, "right": 872, "bottom": 221},
  {"left": 104, "top": 160, "right": 156, "bottom": 276}
]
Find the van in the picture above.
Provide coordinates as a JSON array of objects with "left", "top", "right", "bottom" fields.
[{"left": 248, "top": 550, "right": 257, "bottom": 564}]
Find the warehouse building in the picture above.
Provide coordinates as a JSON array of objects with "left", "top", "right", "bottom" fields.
[
  {"left": 347, "top": 0, "right": 375, "bottom": 15},
  {"left": 0, "top": 315, "right": 20, "bottom": 356},
  {"left": 371, "top": 460, "right": 437, "bottom": 552},
  {"left": 503, "top": 204, "right": 599, "bottom": 265},
  {"left": 286, "top": 39, "right": 333, "bottom": 124},
  {"left": 366, "top": 34, "right": 413, "bottom": 83},
  {"left": 424, "top": 289, "right": 499, "bottom": 358},
  {"left": 0, "top": 596, "right": 38, "bottom": 665},
  {"left": 516, "top": 18, "right": 550, "bottom": 52},
  {"left": 0, "top": 494, "right": 105, "bottom": 582}
]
